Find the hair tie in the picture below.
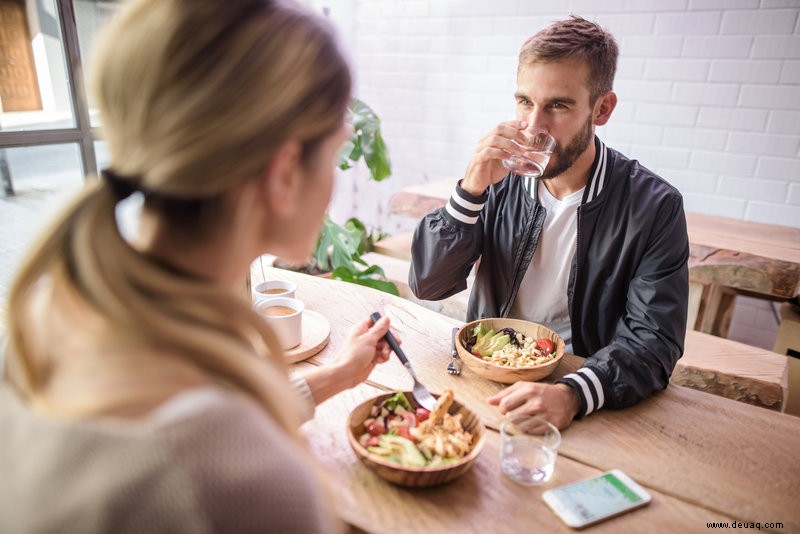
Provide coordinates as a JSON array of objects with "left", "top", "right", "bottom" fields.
[{"left": 101, "top": 169, "right": 140, "bottom": 201}]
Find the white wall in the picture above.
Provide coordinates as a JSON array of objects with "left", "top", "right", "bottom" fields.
[{"left": 317, "top": 0, "right": 800, "bottom": 234}]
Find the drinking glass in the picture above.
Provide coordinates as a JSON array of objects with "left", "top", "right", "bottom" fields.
[
  {"left": 500, "top": 420, "right": 561, "bottom": 485},
  {"left": 502, "top": 129, "right": 557, "bottom": 179}
]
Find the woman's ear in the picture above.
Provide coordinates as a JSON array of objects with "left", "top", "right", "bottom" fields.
[
  {"left": 257, "top": 140, "right": 303, "bottom": 218},
  {"left": 593, "top": 91, "right": 617, "bottom": 126}
]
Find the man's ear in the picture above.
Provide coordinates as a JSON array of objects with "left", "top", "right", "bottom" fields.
[
  {"left": 257, "top": 140, "right": 303, "bottom": 218},
  {"left": 593, "top": 91, "right": 617, "bottom": 126}
]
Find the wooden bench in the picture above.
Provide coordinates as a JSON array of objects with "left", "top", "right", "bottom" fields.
[
  {"left": 674, "top": 330, "right": 788, "bottom": 411},
  {"left": 686, "top": 213, "right": 800, "bottom": 338}
]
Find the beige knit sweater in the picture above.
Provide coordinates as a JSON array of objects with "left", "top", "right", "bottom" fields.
[{"left": 0, "top": 384, "right": 337, "bottom": 533}]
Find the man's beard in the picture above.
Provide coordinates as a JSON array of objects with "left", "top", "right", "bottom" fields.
[{"left": 541, "top": 115, "right": 594, "bottom": 180}]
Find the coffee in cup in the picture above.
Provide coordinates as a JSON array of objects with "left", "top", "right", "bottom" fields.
[
  {"left": 254, "top": 297, "right": 304, "bottom": 349},
  {"left": 252, "top": 280, "right": 297, "bottom": 304}
]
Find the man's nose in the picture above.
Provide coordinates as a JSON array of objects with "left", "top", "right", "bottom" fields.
[{"left": 524, "top": 108, "right": 548, "bottom": 132}]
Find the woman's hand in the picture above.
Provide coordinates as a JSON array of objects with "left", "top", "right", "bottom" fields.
[
  {"left": 333, "top": 316, "right": 395, "bottom": 389},
  {"left": 301, "top": 315, "right": 397, "bottom": 404}
]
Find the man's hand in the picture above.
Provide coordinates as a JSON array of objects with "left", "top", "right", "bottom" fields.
[
  {"left": 487, "top": 382, "right": 580, "bottom": 433},
  {"left": 461, "top": 120, "right": 530, "bottom": 196}
]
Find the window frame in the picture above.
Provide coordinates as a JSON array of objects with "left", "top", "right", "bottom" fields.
[{"left": 0, "top": 0, "right": 97, "bottom": 183}]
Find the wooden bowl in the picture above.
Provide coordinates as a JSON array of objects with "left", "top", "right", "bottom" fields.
[
  {"left": 347, "top": 391, "right": 485, "bottom": 487},
  {"left": 455, "top": 318, "right": 565, "bottom": 384}
]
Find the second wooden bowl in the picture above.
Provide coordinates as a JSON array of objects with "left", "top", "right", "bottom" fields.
[{"left": 456, "top": 318, "right": 565, "bottom": 384}]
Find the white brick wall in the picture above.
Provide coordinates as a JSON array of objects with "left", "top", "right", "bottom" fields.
[{"left": 313, "top": 0, "right": 800, "bottom": 235}]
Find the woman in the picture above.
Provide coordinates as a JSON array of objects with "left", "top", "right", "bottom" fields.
[{"left": 0, "top": 0, "right": 391, "bottom": 531}]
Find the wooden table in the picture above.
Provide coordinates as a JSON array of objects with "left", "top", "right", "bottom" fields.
[
  {"left": 386, "top": 177, "right": 800, "bottom": 338},
  {"left": 686, "top": 213, "right": 800, "bottom": 337},
  {"left": 255, "top": 266, "right": 800, "bottom": 533}
]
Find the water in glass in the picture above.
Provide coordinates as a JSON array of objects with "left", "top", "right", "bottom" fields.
[
  {"left": 501, "top": 439, "right": 556, "bottom": 484},
  {"left": 502, "top": 129, "right": 556, "bottom": 179}
]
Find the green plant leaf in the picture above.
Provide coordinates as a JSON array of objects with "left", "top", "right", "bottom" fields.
[
  {"left": 352, "top": 277, "right": 400, "bottom": 296},
  {"left": 337, "top": 138, "right": 356, "bottom": 169},
  {"left": 347, "top": 98, "right": 392, "bottom": 182},
  {"left": 316, "top": 217, "right": 358, "bottom": 271},
  {"left": 321, "top": 98, "right": 396, "bottom": 295},
  {"left": 330, "top": 264, "right": 399, "bottom": 296}
]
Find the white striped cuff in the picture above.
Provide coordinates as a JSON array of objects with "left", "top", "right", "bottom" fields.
[
  {"left": 558, "top": 367, "right": 606, "bottom": 418},
  {"left": 443, "top": 181, "right": 487, "bottom": 225}
]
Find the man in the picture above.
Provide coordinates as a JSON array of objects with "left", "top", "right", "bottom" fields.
[{"left": 409, "top": 16, "right": 689, "bottom": 431}]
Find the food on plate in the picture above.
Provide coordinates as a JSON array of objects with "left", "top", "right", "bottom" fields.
[
  {"left": 358, "top": 389, "right": 473, "bottom": 468},
  {"left": 466, "top": 322, "right": 558, "bottom": 367}
]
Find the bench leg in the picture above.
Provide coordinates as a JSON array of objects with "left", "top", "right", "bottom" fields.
[
  {"left": 695, "top": 283, "right": 737, "bottom": 338},
  {"left": 687, "top": 282, "right": 703, "bottom": 332}
]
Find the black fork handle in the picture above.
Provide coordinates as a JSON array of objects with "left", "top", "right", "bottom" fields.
[{"left": 370, "top": 312, "right": 410, "bottom": 367}]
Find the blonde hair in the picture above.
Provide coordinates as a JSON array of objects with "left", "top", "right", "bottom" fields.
[{"left": 5, "top": 0, "right": 350, "bottom": 436}]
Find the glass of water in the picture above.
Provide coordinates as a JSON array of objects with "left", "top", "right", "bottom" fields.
[
  {"left": 500, "top": 420, "right": 561, "bottom": 485},
  {"left": 502, "top": 128, "right": 557, "bottom": 179}
]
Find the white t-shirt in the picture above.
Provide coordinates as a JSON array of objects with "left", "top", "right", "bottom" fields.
[{"left": 511, "top": 181, "right": 584, "bottom": 349}]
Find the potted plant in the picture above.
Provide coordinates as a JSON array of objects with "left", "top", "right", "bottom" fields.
[{"left": 275, "top": 99, "right": 399, "bottom": 295}]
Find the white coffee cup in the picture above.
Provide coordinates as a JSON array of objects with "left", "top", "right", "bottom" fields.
[
  {"left": 254, "top": 297, "right": 304, "bottom": 350},
  {"left": 252, "top": 280, "right": 297, "bottom": 304}
]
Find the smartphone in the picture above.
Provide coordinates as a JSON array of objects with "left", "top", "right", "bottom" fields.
[{"left": 542, "top": 469, "right": 652, "bottom": 529}]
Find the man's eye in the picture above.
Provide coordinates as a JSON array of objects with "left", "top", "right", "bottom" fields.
[
  {"left": 517, "top": 98, "right": 531, "bottom": 106},
  {"left": 550, "top": 102, "right": 566, "bottom": 109}
]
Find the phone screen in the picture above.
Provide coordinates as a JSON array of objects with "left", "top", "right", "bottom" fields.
[{"left": 546, "top": 472, "right": 646, "bottom": 524}]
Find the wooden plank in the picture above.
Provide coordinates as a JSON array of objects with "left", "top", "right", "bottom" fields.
[
  {"left": 371, "top": 233, "right": 413, "bottom": 261},
  {"left": 673, "top": 330, "right": 788, "bottom": 411},
  {"left": 686, "top": 213, "right": 800, "bottom": 264},
  {"left": 689, "top": 244, "right": 800, "bottom": 300},
  {"left": 387, "top": 179, "right": 453, "bottom": 218},
  {"left": 387, "top": 178, "right": 451, "bottom": 220}
]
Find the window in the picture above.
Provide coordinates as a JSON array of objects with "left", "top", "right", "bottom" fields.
[{"left": 0, "top": 0, "right": 121, "bottom": 193}]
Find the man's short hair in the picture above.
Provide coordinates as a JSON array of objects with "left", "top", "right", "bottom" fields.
[{"left": 519, "top": 15, "right": 618, "bottom": 103}]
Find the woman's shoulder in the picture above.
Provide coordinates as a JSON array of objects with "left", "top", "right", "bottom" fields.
[
  {"left": 0, "top": 386, "right": 336, "bottom": 534},
  {"left": 153, "top": 388, "right": 336, "bottom": 533}
]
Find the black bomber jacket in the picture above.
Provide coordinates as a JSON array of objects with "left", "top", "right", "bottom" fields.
[{"left": 409, "top": 137, "right": 690, "bottom": 418}]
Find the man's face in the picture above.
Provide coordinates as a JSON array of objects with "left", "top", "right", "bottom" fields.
[{"left": 514, "top": 59, "right": 596, "bottom": 180}]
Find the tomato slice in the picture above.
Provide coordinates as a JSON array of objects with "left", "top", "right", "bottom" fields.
[
  {"left": 536, "top": 338, "right": 555, "bottom": 355},
  {"left": 415, "top": 407, "right": 430, "bottom": 422},
  {"left": 365, "top": 435, "right": 381, "bottom": 447},
  {"left": 366, "top": 420, "right": 385, "bottom": 436},
  {"left": 396, "top": 425, "right": 413, "bottom": 441}
]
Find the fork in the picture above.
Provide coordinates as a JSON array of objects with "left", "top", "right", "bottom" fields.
[
  {"left": 370, "top": 312, "right": 437, "bottom": 411},
  {"left": 447, "top": 327, "right": 463, "bottom": 375}
]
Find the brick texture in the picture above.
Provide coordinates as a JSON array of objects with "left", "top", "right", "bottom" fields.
[{"left": 312, "top": 0, "right": 800, "bottom": 234}]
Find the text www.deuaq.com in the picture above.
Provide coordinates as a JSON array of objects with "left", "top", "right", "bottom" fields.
[{"left": 707, "top": 521, "right": 784, "bottom": 530}]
